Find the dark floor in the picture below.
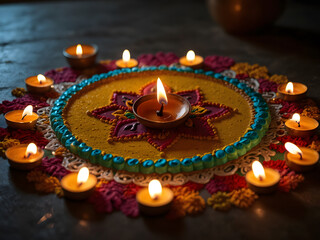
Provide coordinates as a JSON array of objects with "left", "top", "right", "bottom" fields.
[{"left": 0, "top": 0, "right": 320, "bottom": 240}]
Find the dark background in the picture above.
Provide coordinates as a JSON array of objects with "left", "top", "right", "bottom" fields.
[{"left": 0, "top": 0, "right": 320, "bottom": 239}]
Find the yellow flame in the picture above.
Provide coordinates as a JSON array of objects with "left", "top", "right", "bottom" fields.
[
  {"left": 291, "top": 113, "right": 300, "bottom": 123},
  {"left": 22, "top": 105, "right": 33, "bottom": 118},
  {"left": 122, "top": 49, "right": 130, "bottom": 62},
  {"left": 25, "top": 143, "right": 37, "bottom": 157},
  {"left": 77, "top": 167, "right": 89, "bottom": 185},
  {"left": 285, "top": 82, "right": 293, "bottom": 93},
  {"left": 285, "top": 142, "right": 303, "bottom": 155},
  {"left": 157, "top": 78, "right": 168, "bottom": 105},
  {"left": 37, "top": 74, "right": 46, "bottom": 84},
  {"left": 252, "top": 161, "right": 266, "bottom": 181},
  {"left": 148, "top": 179, "right": 162, "bottom": 200},
  {"left": 186, "top": 50, "right": 195, "bottom": 62},
  {"left": 76, "top": 44, "right": 83, "bottom": 56}
]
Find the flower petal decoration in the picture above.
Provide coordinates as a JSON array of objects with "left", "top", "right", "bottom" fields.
[
  {"left": 175, "top": 89, "right": 203, "bottom": 106},
  {"left": 89, "top": 87, "right": 234, "bottom": 151},
  {"left": 110, "top": 119, "right": 148, "bottom": 141},
  {"left": 111, "top": 91, "right": 141, "bottom": 109}
]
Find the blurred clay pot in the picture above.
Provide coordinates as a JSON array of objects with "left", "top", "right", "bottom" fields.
[{"left": 207, "top": 0, "right": 286, "bottom": 34}]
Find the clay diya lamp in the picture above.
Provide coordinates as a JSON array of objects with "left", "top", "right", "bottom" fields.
[
  {"left": 5, "top": 105, "right": 39, "bottom": 130},
  {"left": 277, "top": 82, "right": 307, "bottom": 101},
  {"left": 25, "top": 74, "right": 54, "bottom": 94},
  {"left": 115, "top": 49, "right": 138, "bottom": 68},
  {"left": 179, "top": 50, "right": 204, "bottom": 69},
  {"left": 5, "top": 143, "right": 44, "bottom": 170},
  {"left": 61, "top": 167, "right": 97, "bottom": 200},
  {"left": 245, "top": 161, "right": 280, "bottom": 194},
  {"left": 284, "top": 142, "right": 319, "bottom": 172},
  {"left": 136, "top": 179, "right": 174, "bottom": 216},
  {"left": 63, "top": 44, "right": 98, "bottom": 69},
  {"left": 133, "top": 78, "right": 191, "bottom": 129},
  {"left": 285, "top": 113, "right": 319, "bottom": 137}
]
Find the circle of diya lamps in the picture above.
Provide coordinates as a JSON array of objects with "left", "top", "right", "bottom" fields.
[
  {"left": 136, "top": 179, "right": 174, "bottom": 216},
  {"left": 133, "top": 78, "right": 191, "bottom": 129},
  {"left": 61, "top": 167, "right": 97, "bottom": 200},
  {"left": 285, "top": 113, "right": 319, "bottom": 137},
  {"left": 5, "top": 105, "right": 39, "bottom": 130},
  {"left": 179, "top": 50, "right": 204, "bottom": 69},
  {"left": 245, "top": 161, "right": 280, "bottom": 194},
  {"left": 115, "top": 49, "right": 138, "bottom": 68},
  {"left": 5, "top": 143, "right": 44, "bottom": 170},
  {"left": 25, "top": 74, "right": 54, "bottom": 94},
  {"left": 277, "top": 81, "right": 307, "bottom": 101},
  {"left": 63, "top": 44, "right": 98, "bottom": 69},
  {"left": 284, "top": 142, "right": 319, "bottom": 172}
]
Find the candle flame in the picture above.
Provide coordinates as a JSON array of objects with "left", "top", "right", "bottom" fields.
[
  {"left": 285, "top": 142, "right": 303, "bottom": 157},
  {"left": 77, "top": 167, "right": 89, "bottom": 186},
  {"left": 148, "top": 179, "right": 162, "bottom": 200},
  {"left": 291, "top": 113, "right": 300, "bottom": 127},
  {"left": 22, "top": 105, "right": 33, "bottom": 120},
  {"left": 76, "top": 44, "right": 83, "bottom": 56},
  {"left": 37, "top": 74, "right": 46, "bottom": 84},
  {"left": 25, "top": 143, "right": 37, "bottom": 158},
  {"left": 122, "top": 49, "right": 130, "bottom": 62},
  {"left": 285, "top": 82, "right": 293, "bottom": 93},
  {"left": 157, "top": 78, "right": 168, "bottom": 105},
  {"left": 252, "top": 161, "right": 266, "bottom": 181},
  {"left": 186, "top": 50, "right": 195, "bottom": 62}
]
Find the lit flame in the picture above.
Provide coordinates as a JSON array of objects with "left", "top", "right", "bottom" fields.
[
  {"left": 122, "top": 49, "right": 130, "bottom": 62},
  {"left": 77, "top": 167, "right": 89, "bottom": 186},
  {"left": 37, "top": 74, "right": 46, "bottom": 84},
  {"left": 285, "top": 82, "right": 293, "bottom": 93},
  {"left": 186, "top": 50, "right": 195, "bottom": 62},
  {"left": 157, "top": 78, "right": 168, "bottom": 105},
  {"left": 285, "top": 142, "right": 303, "bottom": 158},
  {"left": 76, "top": 44, "right": 83, "bottom": 56},
  {"left": 25, "top": 143, "right": 37, "bottom": 158},
  {"left": 148, "top": 179, "right": 162, "bottom": 200},
  {"left": 252, "top": 161, "right": 266, "bottom": 181},
  {"left": 291, "top": 113, "right": 300, "bottom": 127},
  {"left": 22, "top": 105, "right": 33, "bottom": 120}
]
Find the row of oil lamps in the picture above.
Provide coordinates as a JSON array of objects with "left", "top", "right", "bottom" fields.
[{"left": 2, "top": 44, "right": 319, "bottom": 216}]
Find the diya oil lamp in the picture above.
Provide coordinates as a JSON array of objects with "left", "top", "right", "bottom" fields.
[
  {"left": 285, "top": 113, "right": 318, "bottom": 137},
  {"left": 61, "top": 167, "right": 97, "bottom": 200},
  {"left": 115, "top": 49, "right": 138, "bottom": 68},
  {"left": 179, "top": 50, "right": 204, "bottom": 69},
  {"left": 245, "top": 161, "right": 280, "bottom": 194},
  {"left": 136, "top": 179, "right": 174, "bottom": 216},
  {"left": 5, "top": 105, "right": 39, "bottom": 130},
  {"left": 133, "top": 78, "right": 191, "bottom": 129},
  {"left": 277, "top": 81, "right": 307, "bottom": 101},
  {"left": 63, "top": 44, "right": 98, "bottom": 69},
  {"left": 5, "top": 143, "right": 44, "bottom": 170},
  {"left": 25, "top": 74, "right": 54, "bottom": 94},
  {"left": 284, "top": 142, "right": 319, "bottom": 172}
]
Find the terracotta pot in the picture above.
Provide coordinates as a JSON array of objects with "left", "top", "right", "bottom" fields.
[{"left": 207, "top": 0, "right": 286, "bottom": 34}]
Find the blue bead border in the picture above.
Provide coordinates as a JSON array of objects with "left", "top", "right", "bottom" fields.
[{"left": 50, "top": 66, "right": 270, "bottom": 174}]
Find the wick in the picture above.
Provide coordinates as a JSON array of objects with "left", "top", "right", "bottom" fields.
[
  {"left": 24, "top": 153, "right": 32, "bottom": 158},
  {"left": 258, "top": 176, "right": 263, "bottom": 181},
  {"left": 287, "top": 90, "right": 292, "bottom": 94},
  {"left": 39, "top": 80, "right": 42, "bottom": 84},
  {"left": 153, "top": 195, "right": 159, "bottom": 201},
  {"left": 156, "top": 103, "right": 164, "bottom": 117},
  {"left": 78, "top": 182, "right": 83, "bottom": 187},
  {"left": 297, "top": 121, "right": 301, "bottom": 127},
  {"left": 21, "top": 114, "right": 28, "bottom": 120},
  {"left": 298, "top": 152, "right": 302, "bottom": 160}
]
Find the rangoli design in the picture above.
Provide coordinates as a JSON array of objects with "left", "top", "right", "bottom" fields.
[{"left": 88, "top": 81, "right": 234, "bottom": 151}]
